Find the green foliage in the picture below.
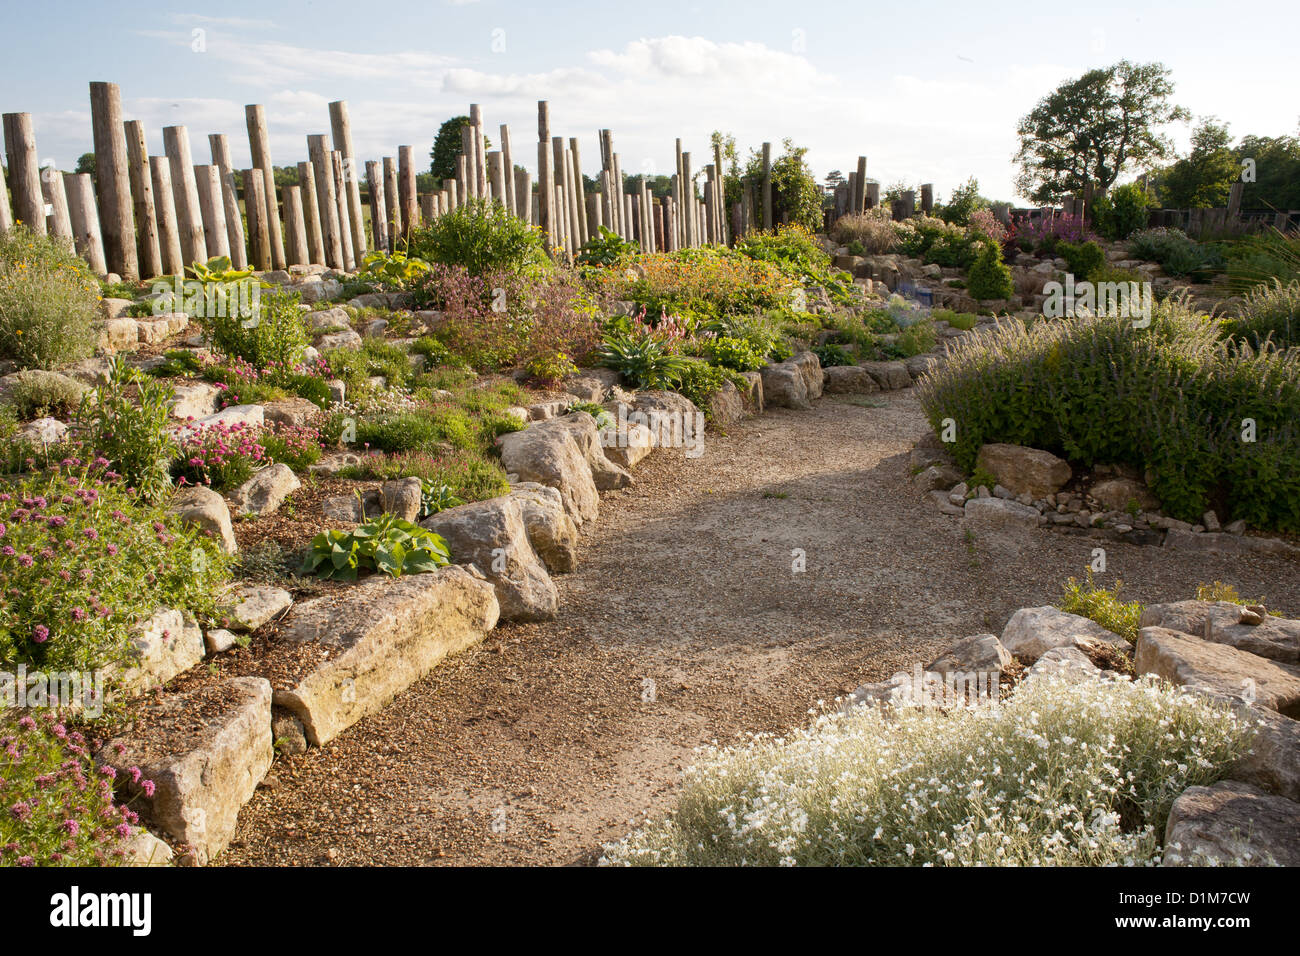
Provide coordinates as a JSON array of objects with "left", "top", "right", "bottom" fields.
[
  {"left": 302, "top": 513, "right": 451, "bottom": 581},
  {"left": 1057, "top": 240, "right": 1107, "bottom": 281},
  {"left": 1059, "top": 570, "right": 1143, "bottom": 642},
  {"left": 1091, "top": 182, "right": 1153, "bottom": 240},
  {"left": 813, "top": 343, "right": 852, "bottom": 367},
  {"left": 76, "top": 357, "right": 177, "bottom": 503},
  {"left": 0, "top": 370, "right": 88, "bottom": 420},
  {"left": 742, "top": 139, "right": 823, "bottom": 232},
  {"left": 966, "top": 241, "right": 1014, "bottom": 301},
  {"left": 1128, "top": 228, "right": 1221, "bottom": 278},
  {"left": 1222, "top": 228, "right": 1300, "bottom": 290},
  {"left": 357, "top": 250, "right": 432, "bottom": 289},
  {"left": 0, "top": 461, "right": 230, "bottom": 677},
  {"left": 202, "top": 286, "right": 308, "bottom": 371},
  {"left": 932, "top": 309, "right": 977, "bottom": 331},
  {"left": 407, "top": 198, "right": 547, "bottom": 277},
  {"left": 578, "top": 226, "right": 639, "bottom": 266},
  {"left": 338, "top": 449, "right": 510, "bottom": 502},
  {"left": 597, "top": 331, "right": 689, "bottom": 390},
  {"left": 674, "top": 359, "right": 730, "bottom": 412},
  {"left": 915, "top": 300, "right": 1300, "bottom": 530},
  {"left": 896, "top": 318, "right": 937, "bottom": 357},
  {"left": 429, "top": 116, "right": 490, "bottom": 182},
  {"left": 418, "top": 480, "right": 464, "bottom": 519},
  {"left": 1158, "top": 118, "right": 1238, "bottom": 209},
  {"left": 696, "top": 335, "right": 768, "bottom": 372},
  {"left": 525, "top": 350, "right": 579, "bottom": 386},
  {"left": 937, "top": 177, "right": 987, "bottom": 226},
  {"left": 1015, "top": 60, "right": 1187, "bottom": 203},
  {"left": 1222, "top": 280, "right": 1300, "bottom": 349},
  {"left": 0, "top": 225, "right": 100, "bottom": 370}
]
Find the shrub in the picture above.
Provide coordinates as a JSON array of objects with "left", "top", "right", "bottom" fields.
[
  {"left": 695, "top": 335, "right": 767, "bottom": 372},
  {"left": 915, "top": 300, "right": 1300, "bottom": 530},
  {"left": 597, "top": 330, "right": 689, "bottom": 390},
  {"left": 812, "top": 343, "right": 852, "bottom": 367},
  {"left": 1128, "top": 228, "right": 1219, "bottom": 278},
  {"left": 0, "top": 226, "right": 100, "bottom": 370},
  {"left": 260, "top": 423, "right": 322, "bottom": 471},
  {"left": 355, "top": 411, "right": 447, "bottom": 455},
  {"left": 1092, "top": 183, "right": 1152, "bottom": 241},
  {"left": 601, "top": 248, "right": 796, "bottom": 319},
  {"left": 1223, "top": 279, "right": 1300, "bottom": 349},
  {"left": 301, "top": 513, "right": 451, "bottom": 581},
  {"left": 674, "top": 359, "right": 730, "bottom": 412},
  {"left": 1012, "top": 213, "right": 1091, "bottom": 256},
  {"left": 339, "top": 449, "right": 510, "bottom": 502},
  {"left": 417, "top": 480, "right": 464, "bottom": 519},
  {"left": 578, "top": 226, "right": 638, "bottom": 267},
  {"left": 1195, "top": 581, "right": 1269, "bottom": 606},
  {"left": 1059, "top": 570, "right": 1142, "bottom": 642},
  {"left": 896, "top": 318, "right": 937, "bottom": 357},
  {"left": 74, "top": 358, "right": 176, "bottom": 503},
  {"left": 1223, "top": 228, "right": 1300, "bottom": 290},
  {"left": 200, "top": 286, "right": 308, "bottom": 371},
  {"left": 0, "top": 712, "right": 148, "bottom": 866},
  {"left": 932, "top": 309, "right": 976, "bottom": 331},
  {"left": 966, "top": 242, "right": 1014, "bottom": 301},
  {"left": 172, "top": 420, "right": 267, "bottom": 491},
  {"left": 0, "top": 370, "right": 88, "bottom": 420},
  {"left": 0, "top": 460, "right": 230, "bottom": 676},
  {"left": 407, "top": 198, "right": 548, "bottom": 277},
  {"left": 525, "top": 350, "right": 579, "bottom": 387},
  {"left": 1057, "top": 240, "right": 1107, "bottom": 282},
  {"left": 600, "top": 673, "right": 1249, "bottom": 866}
]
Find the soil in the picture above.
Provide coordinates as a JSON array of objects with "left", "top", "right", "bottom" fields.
[{"left": 217, "top": 389, "right": 1300, "bottom": 867}]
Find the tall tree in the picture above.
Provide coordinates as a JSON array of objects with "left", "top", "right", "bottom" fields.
[
  {"left": 1014, "top": 60, "right": 1188, "bottom": 204},
  {"left": 429, "top": 116, "right": 491, "bottom": 183},
  {"left": 1158, "top": 118, "right": 1238, "bottom": 208}
]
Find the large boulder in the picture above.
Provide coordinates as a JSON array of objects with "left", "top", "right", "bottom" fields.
[
  {"left": 1090, "top": 476, "right": 1160, "bottom": 512},
  {"left": 963, "top": 496, "right": 1041, "bottom": 532},
  {"left": 223, "top": 585, "right": 292, "bottom": 632},
  {"left": 271, "top": 566, "right": 499, "bottom": 746},
  {"left": 497, "top": 423, "right": 599, "bottom": 526},
  {"left": 420, "top": 496, "right": 558, "bottom": 621},
  {"left": 975, "top": 443, "right": 1072, "bottom": 498},
  {"left": 788, "top": 350, "right": 824, "bottom": 399},
  {"left": 380, "top": 477, "right": 423, "bottom": 522},
  {"left": 101, "top": 677, "right": 273, "bottom": 864},
  {"left": 760, "top": 361, "right": 813, "bottom": 410},
  {"left": 1230, "top": 706, "right": 1300, "bottom": 801},
  {"left": 226, "top": 463, "right": 300, "bottom": 517},
  {"left": 170, "top": 382, "right": 222, "bottom": 420},
  {"left": 926, "top": 633, "right": 1012, "bottom": 676},
  {"left": 1001, "top": 606, "right": 1130, "bottom": 663},
  {"left": 542, "top": 412, "right": 634, "bottom": 491},
  {"left": 1139, "top": 601, "right": 1299, "bottom": 663},
  {"left": 1162, "top": 781, "right": 1300, "bottom": 867},
  {"left": 507, "top": 482, "right": 579, "bottom": 573},
  {"left": 859, "top": 360, "right": 911, "bottom": 391},
  {"left": 822, "top": 365, "right": 879, "bottom": 394},
  {"left": 737, "top": 370, "right": 764, "bottom": 413},
  {"left": 599, "top": 418, "right": 657, "bottom": 470},
  {"left": 1135, "top": 627, "right": 1300, "bottom": 715},
  {"left": 167, "top": 485, "right": 237, "bottom": 554},
  {"left": 707, "top": 379, "right": 745, "bottom": 426},
  {"left": 262, "top": 397, "right": 321, "bottom": 429}
]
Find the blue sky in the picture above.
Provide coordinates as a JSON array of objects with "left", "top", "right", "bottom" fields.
[{"left": 4, "top": 0, "right": 1297, "bottom": 204}]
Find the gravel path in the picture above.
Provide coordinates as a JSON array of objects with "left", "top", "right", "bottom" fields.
[{"left": 220, "top": 389, "right": 1300, "bottom": 867}]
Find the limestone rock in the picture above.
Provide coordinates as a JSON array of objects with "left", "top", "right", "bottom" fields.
[
  {"left": 963, "top": 496, "right": 1041, "bottom": 532},
  {"left": 170, "top": 382, "right": 222, "bottom": 420},
  {"left": 508, "top": 482, "right": 579, "bottom": 573},
  {"left": 1230, "top": 706, "right": 1300, "bottom": 801},
  {"left": 226, "top": 463, "right": 300, "bottom": 517},
  {"left": 117, "top": 607, "right": 206, "bottom": 694},
  {"left": 272, "top": 566, "right": 500, "bottom": 745},
  {"left": 1001, "top": 606, "right": 1130, "bottom": 663},
  {"left": 1089, "top": 476, "right": 1160, "bottom": 512},
  {"left": 168, "top": 486, "right": 236, "bottom": 554},
  {"left": 600, "top": 419, "right": 656, "bottom": 470},
  {"left": 380, "top": 477, "right": 423, "bottom": 522},
  {"left": 262, "top": 397, "right": 321, "bottom": 429},
  {"left": 859, "top": 360, "right": 911, "bottom": 391},
  {"left": 926, "top": 633, "right": 1011, "bottom": 675},
  {"left": 1135, "top": 627, "right": 1300, "bottom": 715},
  {"left": 497, "top": 422, "right": 599, "bottom": 525},
  {"left": 225, "top": 585, "right": 292, "bottom": 632},
  {"left": 975, "top": 443, "right": 1072, "bottom": 498},
  {"left": 822, "top": 365, "right": 878, "bottom": 394},
  {"left": 1027, "top": 645, "right": 1102, "bottom": 681},
  {"left": 1139, "top": 601, "right": 1299, "bottom": 663},
  {"left": 1162, "top": 781, "right": 1300, "bottom": 866},
  {"left": 421, "top": 496, "right": 558, "bottom": 620},
  {"left": 707, "top": 379, "right": 745, "bottom": 426},
  {"left": 101, "top": 677, "right": 273, "bottom": 865}
]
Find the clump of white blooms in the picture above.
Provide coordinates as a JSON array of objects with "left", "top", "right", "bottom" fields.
[{"left": 600, "top": 674, "right": 1250, "bottom": 867}]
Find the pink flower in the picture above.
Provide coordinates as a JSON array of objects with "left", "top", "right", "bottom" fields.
[
  {"left": 61, "top": 819, "right": 80, "bottom": 836},
  {"left": 141, "top": 780, "right": 156, "bottom": 798},
  {"left": 32, "top": 625, "right": 49, "bottom": 643}
]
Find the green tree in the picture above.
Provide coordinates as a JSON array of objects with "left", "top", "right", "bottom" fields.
[
  {"left": 75, "top": 152, "right": 96, "bottom": 185},
  {"left": 1158, "top": 118, "right": 1238, "bottom": 208},
  {"left": 429, "top": 116, "right": 491, "bottom": 183},
  {"left": 1235, "top": 132, "right": 1300, "bottom": 210},
  {"left": 743, "top": 139, "right": 821, "bottom": 231},
  {"left": 938, "top": 176, "right": 987, "bottom": 225},
  {"left": 1015, "top": 60, "right": 1188, "bottom": 204}
]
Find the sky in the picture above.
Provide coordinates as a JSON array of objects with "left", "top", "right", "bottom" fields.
[{"left": 3, "top": 0, "right": 1297, "bottom": 206}]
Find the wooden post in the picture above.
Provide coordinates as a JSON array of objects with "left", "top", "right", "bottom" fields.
[
  {"left": 487, "top": 150, "right": 507, "bottom": 211},
  {"left": 89, "top": 83, "right": 137, "bottom": 278},
  {"left": 63, "top": 173, "right": 107, "bottom": 275},
  {"left": 308, "top": 135, "right": 344, "bottom": 268},
  {"left": 331, "top": 150, "right": 354, "bottom": 271},
  {"left": 123, "top": 120, "right": 162, "bottom": 277},
  {"left": 398, "top": 145, "right": 418, "bottom": 242},
  {"left": 242, "top": 169, "right": 272, "bottom": 270},
  {"left": 3, "top": 113, "right": 46, "bottom": 235},
  {"left": 854, "top": 156, "right": 867, "bottom": 214},
  {"left": 163, "top": 125, "right": 207, "bottom": 268},
  {"left": 555, "top": 182, "right": 569, "bottom": 257},
  {"left": 208, "top": 133, "right": 247, "bottom": 270},
  {"left": 445, "top": 175, "right": 458, "bottom": 213},
  {"left": 41, "top": 167, "right": 74, "bottom": 247},
  {"left": 297, "top": 161, "right": 325, "bottom": 265},
  {"left": 570, "top": 137, "right": 589, "bottom": 246},
  {"left": 612, "top": 151, "right": 626, "bottom": 240},
  {"left": 283, "top": 185, "right": 309, "bottom": 266},
  {"left": 419, "top": 194, "right": 434, "bottom": 223},
  {"left": 194, "top": 165, "right": 230, "bottom": 260},
  {"left": 554, "top": 138, "right": 572, "bottom": 250},
  {"left": 586, "top": 192, "right": 602, "bottom": 237},
  {"left": 761, "top": 142, "right": 773, "bottom": 230},
  {"left": 681, "top": 151, "right": 693, "bottom": 246},
  {"left": 866, "top": 182, "right": 879, "bottom": 210},
  {"left": 148, "top": 157, "right": 184, "bottom": 275},
  {"left": 365, "top": 161, "right": 387, "bottom": 257},
  {"left": 673, "top": 138, "right": 684, "bottom": 246},
  {"left": 1227, "top": 181, "right": 1244, "bottom": 221},
  {"left": 468, "top": 104, "right": 484, "bottom": 200},
  {"left": 514, "top": 168, "right": 532, "bottom": 224},
  {"left": 382, "top": 157, "right": 400, "bottom": 252},
  {"left": 704, "top": 178, "right": 716, "bottom": 245},
  {"left": 0, "top": 163, "right": 11, "bottom": 234},
  {"left": 328, "top": 100, "right": 367, "bottom": 260},
  {"left": 537, "top": 102, "right": 554, "bottom": 246},
  {"left": 921, "top": 183, "right": 934, "bottom": 216},
  {"left": 499, "top": 124, "right": 516, "bottom": 216},
  {"left": 245, "top": 104, "right": 286, "bottom": 269}
]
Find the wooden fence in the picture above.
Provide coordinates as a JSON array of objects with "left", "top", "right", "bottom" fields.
[{"left": 0, "top": 82, "right": 806, "bottom": 279}]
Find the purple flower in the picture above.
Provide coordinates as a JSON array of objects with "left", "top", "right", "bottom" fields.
[{"left": 32, "top": 625, "right": 49, "bottom": 643}]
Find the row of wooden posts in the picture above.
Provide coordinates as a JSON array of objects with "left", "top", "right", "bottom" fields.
[{"left": 0, "top": 83, "right": 799, "bottom": 280}]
